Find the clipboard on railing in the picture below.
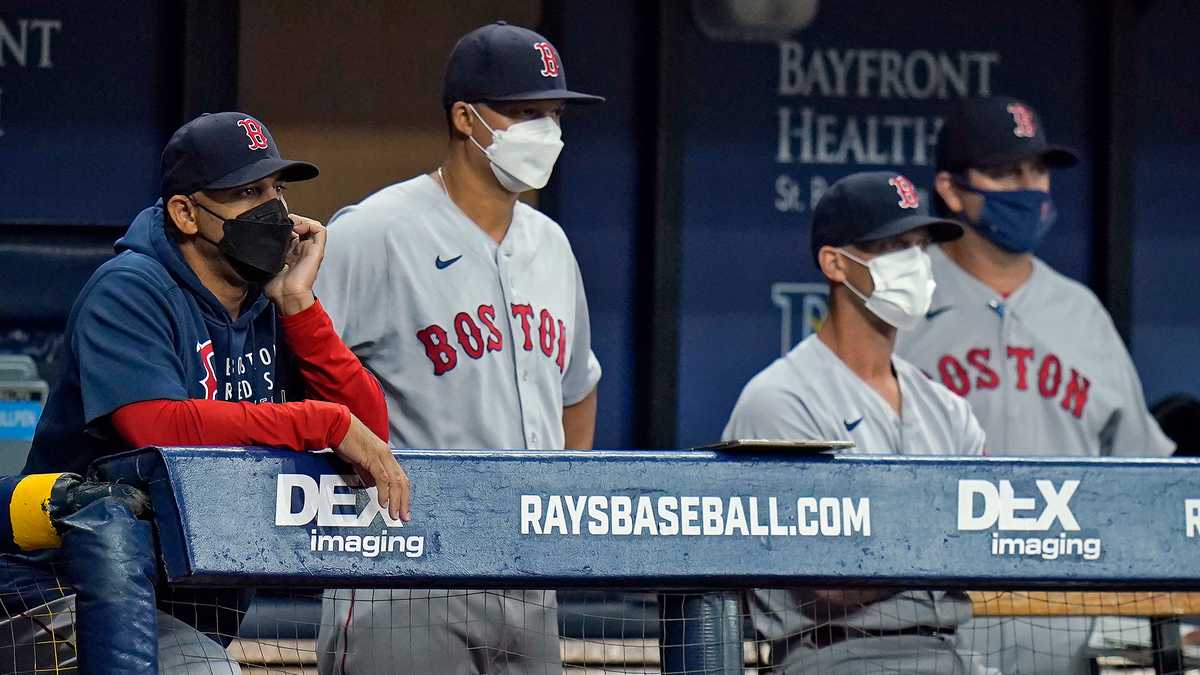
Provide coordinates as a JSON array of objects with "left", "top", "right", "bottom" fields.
[{"left": 694, "top": 439, "right": 853, "bottom": 453}]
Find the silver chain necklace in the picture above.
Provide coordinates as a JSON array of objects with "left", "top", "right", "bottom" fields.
[{"left": 436, "top": 166, "right": 453, "bottom": 202}]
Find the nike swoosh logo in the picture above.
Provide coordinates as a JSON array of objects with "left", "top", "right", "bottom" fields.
[
  {"left": 925, "top": 306, "right": 953, "bottom": 320},
  {"left": 844, "top": 417, "right": 863, "bottom": 432},
  {"left": 435, "top": 254, "right": 463, "bottom": 270}
]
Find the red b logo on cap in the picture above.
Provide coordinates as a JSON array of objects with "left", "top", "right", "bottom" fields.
[
  {"left": 237, "top": 118, "right": 270, "bottom": 150},
  {"left": 1007, "top": 103, "right": 1037, "bottom": 138},
  {"left": 533, "top": 42, "right": 559, "bottom": 77},
  {"left": 889, "top": 175, "right": 920, "bottom": 209}
]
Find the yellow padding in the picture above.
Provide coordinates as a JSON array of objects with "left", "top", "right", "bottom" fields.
[{"left": 10, "top": 473, "right": 65, "bottom": 551}]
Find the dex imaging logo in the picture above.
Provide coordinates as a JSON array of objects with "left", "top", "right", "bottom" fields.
[
  {"left": 275, "top": 474, "right": 424, "bottom": 559},
  {"left": 957, "top": 479, "right": 1101, "bottom": 561}
]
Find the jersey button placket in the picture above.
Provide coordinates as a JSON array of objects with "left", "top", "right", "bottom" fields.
[
  {"left": 498, "top": 246, "right": 534, "bottom": 448},
  {"left": 998, "top": 301, "right": 1013, "bottom": 451}
]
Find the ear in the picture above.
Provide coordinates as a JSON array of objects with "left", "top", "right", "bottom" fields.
[
  {"left": 165, "top": 195, "right": 200, "bottom": 236},
  {"left": 449, "top": 101, "right": 475, "bottom": 139},
  {"left": 817, "top": 245, "right": 848, "bottom": 284},
  {"left": 934, "top": 171, "right": 963, "bottom": 215}
]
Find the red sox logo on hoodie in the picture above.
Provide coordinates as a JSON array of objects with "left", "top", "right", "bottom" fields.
[{"left": 196, "top": 340, "right": 218, "bottom": 400}]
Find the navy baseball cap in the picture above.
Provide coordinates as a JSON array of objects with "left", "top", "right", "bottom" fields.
[
  {"left": 442, "top": 22, "right": 604, "bottom": 107},
  {"left": 810, "top": 171, "right": 962, "bottom": 262},
  {"left": 936, "top": 96, "right": 1078, "bottom": 173},
  {"left": 160, "top": 112, "right": 319, "bottom": 198}
]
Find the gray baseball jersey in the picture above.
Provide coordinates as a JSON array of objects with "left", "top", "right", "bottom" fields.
[
  {"left": 314, "top": 174, "right": 599, "bottom": 675},
  {"left": 895, "top": 244, "right": 1172, "bottom": 675},
  {"left": 723, "top": 334, "right": 985, "bottom": 673},
  {"left": 723, "top": 334, "right": 986, "bottom": 456},
  {"left": 895, "top": 245, "right": 1172, "bottom": 457},
  {"left": 314, "top": 174, "right": 601, "bottom": 451}
]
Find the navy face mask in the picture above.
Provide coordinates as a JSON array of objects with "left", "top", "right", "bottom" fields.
[{"left": 956, "top": 183, "right": 1058, "bottom": 253}]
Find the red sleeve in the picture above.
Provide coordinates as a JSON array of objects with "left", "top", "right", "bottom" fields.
[
  {"left": 279, "top": 300, "right": 389, "bottom": 441},
  {"left": 111, "top": 398, "right": 351, "bottom": 451}
]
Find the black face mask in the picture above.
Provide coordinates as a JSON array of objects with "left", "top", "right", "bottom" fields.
[{"left": 193, "top": 198, "right": 294, "bottom": 285}]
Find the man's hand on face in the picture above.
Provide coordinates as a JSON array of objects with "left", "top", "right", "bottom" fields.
[{"left": 265, "top": 214, "right": 326, "bottom": 315}]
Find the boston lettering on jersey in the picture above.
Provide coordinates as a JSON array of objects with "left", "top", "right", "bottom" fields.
[
  {"left": 416, "top": 303, "right": 568, "bottom": 376},
  {"left": 935, "top": 346, "right": 1090, "bottom": 418}
]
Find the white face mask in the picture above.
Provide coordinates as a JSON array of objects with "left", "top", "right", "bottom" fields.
[
  {"left": 468, "top": 104, "right": 564, "bottom": 193},
  {"left": 838, "top": 245, "right": 936, "bottom": 330}
]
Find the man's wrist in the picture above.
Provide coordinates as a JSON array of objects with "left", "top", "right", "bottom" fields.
[{"left": 274, "top": 291, "right": 316, "bottom": 316}]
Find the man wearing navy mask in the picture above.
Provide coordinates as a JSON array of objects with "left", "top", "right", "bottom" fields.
[{"left": 896, "top": 97, "right": 1172, "bottom": 674}]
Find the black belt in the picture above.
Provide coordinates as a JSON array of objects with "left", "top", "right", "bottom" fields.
[{"left": 802, "top": 624, "right": 956, "bottom": 650}]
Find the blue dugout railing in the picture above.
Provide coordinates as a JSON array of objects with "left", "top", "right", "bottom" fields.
[{"left": 91, "top": 446, "right": 1200, "bottom": 674}]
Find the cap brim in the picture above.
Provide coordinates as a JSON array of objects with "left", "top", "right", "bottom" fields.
[
  {"left": 973, "top": 144, "right": 1079, "bottom": 170},
  {"left": 484, "top": 89, "right": 605, "bottom": 104},
  {"left": 858, "top": 214, "right": 964, "bottom": 245},
  {"left": 1039, "top": 145, "right": 1079, "bottom": 168},
  {"left": 205, "top": 157, "right": 320, "bottom": 191}
]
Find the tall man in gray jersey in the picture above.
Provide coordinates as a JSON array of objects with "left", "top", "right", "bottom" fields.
[
  {"left": 895, "top": 97, "right": 1174, "bottom": 674},
  {"left": 725, "top": 171, "right": 989, "bottom": 674},
  {"left": 314, "top": 22, "right": 603, "bottom": 675}
]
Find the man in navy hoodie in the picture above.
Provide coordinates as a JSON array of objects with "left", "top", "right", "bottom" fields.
[{"left": 15, "top": 112, "right": 411, "bottom": 672}]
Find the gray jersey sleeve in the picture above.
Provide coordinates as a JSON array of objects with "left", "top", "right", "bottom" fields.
[
  {"left": 313, "top": 206, "right": 393, "bottom": 359},
  {"left": 956, "top": 395, "right": 988, "bottom": 456},
  {"left": 561, "top": 258, "right": 601, "bottom": 406},
  {"left": 722, "top": 377, "right": 826, "bottom": 442},
  {"left": 1110, "top": 338, "right": 1175, "bottom": 457}
]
